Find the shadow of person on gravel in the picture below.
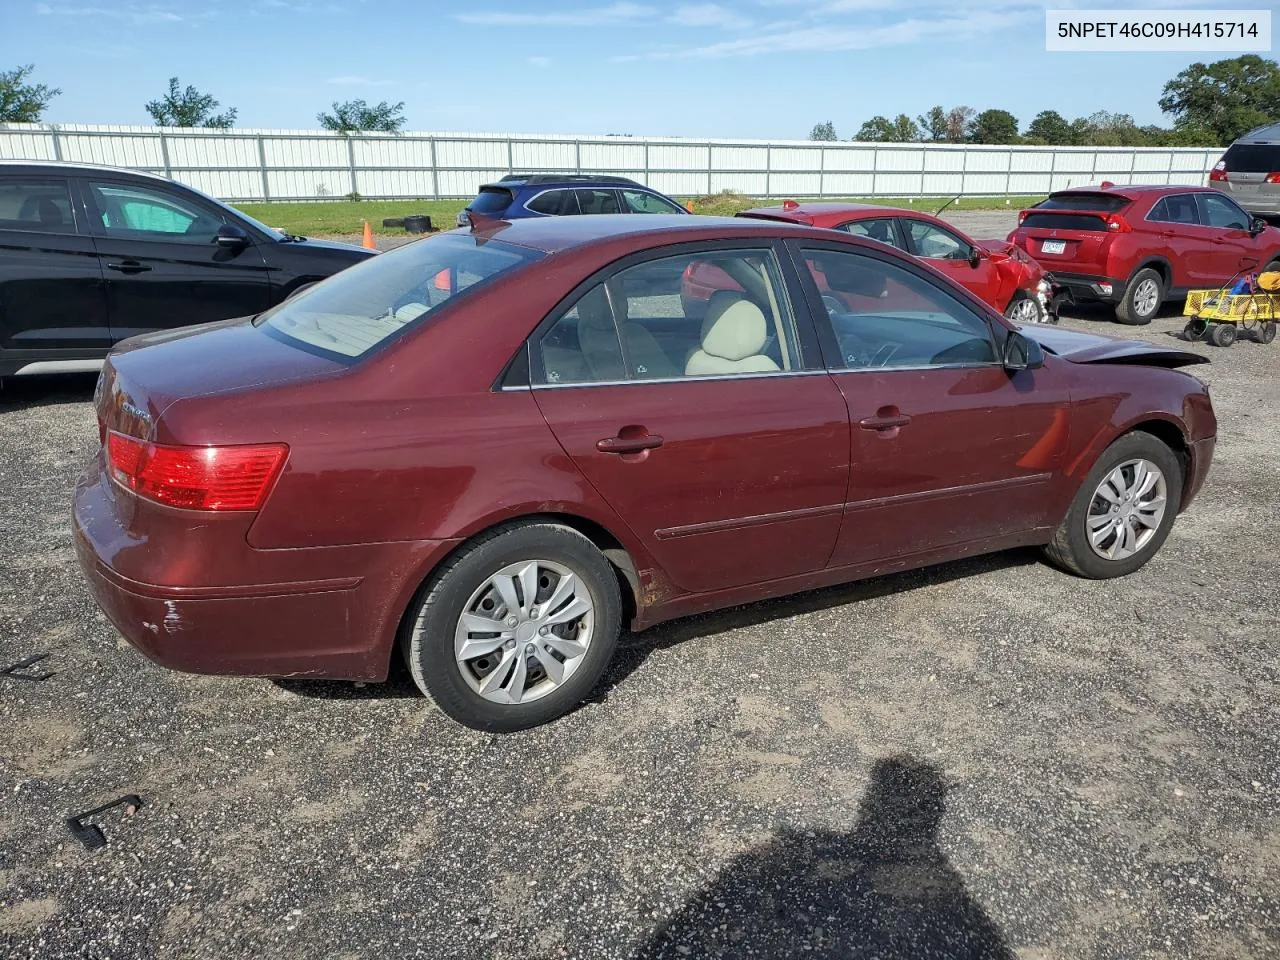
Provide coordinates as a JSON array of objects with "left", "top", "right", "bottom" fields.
[{"left": 635, "top": 755, "right": 1015, "bottom": 960}]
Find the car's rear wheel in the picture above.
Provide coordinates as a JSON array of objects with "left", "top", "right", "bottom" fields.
[
  {"left": 1004, "top": 293, "right": 1045, "bottom": 325},
  {"left": 401, "top": 521, "right": 621, "bottom": 732},
  {"left": 1043, "top": 432, "right": 1183, "bottom": 579},
  {"left": 1115, "top": 268, "right": 1163, "bottom": 325}
]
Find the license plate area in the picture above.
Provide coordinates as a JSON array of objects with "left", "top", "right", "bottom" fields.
[{"left": 1041, "top": 240, "right": 1066, "bottom": 255}]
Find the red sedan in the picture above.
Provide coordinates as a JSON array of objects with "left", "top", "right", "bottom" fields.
[
  {"left": 715, "top": 200, "right": 1055, "bottom": 324},
  {"left": 75, "top": 215, "right": 1216, "bottom": 731}
]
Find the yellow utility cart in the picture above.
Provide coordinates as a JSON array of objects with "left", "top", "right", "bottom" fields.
[{"left": 1183, "top": 271, "right": 1280, "bottom": 347}]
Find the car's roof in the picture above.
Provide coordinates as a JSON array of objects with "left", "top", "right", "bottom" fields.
[
  {"left": 464, "top": 213, "right": 818, "bottom": 254},
  {"left": 0, "top": 159, "right": 175, "bottom": 183},
  {"left": 1235, "top": 122, "right": 1280, "bottom": 144},
  {"left": 482, "top": 174, "right": 645, "bottom": 191},
  {"left": 740, "top": 201, "right": 943, "bottom": 226}
]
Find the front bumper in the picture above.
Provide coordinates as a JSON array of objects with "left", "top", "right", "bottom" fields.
[
  {"left": 1183, "top": 436, "right": 1216, "bottom": 512},
  {"left": 73, "top": 459, "right": 458, "bottom": 681}
]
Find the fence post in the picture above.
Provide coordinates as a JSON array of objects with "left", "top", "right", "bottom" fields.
[
  {"left": 1090, "top": 150, "right": 1099, "bottom": 184},
  {"left": 1046, "top": 147, "right": 1055, "bottom": 195},
  {"left": 1166, "top": 149, "right": 1175, "bottom": 186},
  {"left": 818, "top": 145, "right": 825, "bottom": 198},
  {"left": 346, "top": 135, "right": 358, "bottom": 196},
  {"left": 643, "top": 141, "right": 650, "bottom": 187},
  {"left": 707, "top": 143, "right": 713, "bottom": 196},
  {"left": 959, "top": 145, "right": 969, "bottom": 196},
  {"left": 507, "top": 137, "right": 514, "bottom": 175},
  {"left": 428, "top": 137, "right": 439, "bottom": 199},
  {"left": 870, "top": 146, "right": 878, "bottom": 197},
  {"left": 257, "top": 135, "right": 270, "bottom": 201},
  {"left": 765, "top": 144, "right": 771, "bottom": 198},
  {"left": 574, "top": 140, "right": 581, "bottom": 175},
  {"left": 49, "top": 125, "right": 62, "bottom": 161},
  {"left": 159, "top": 130, "right": 172, "bottom": 180},
  {"left": 1004, "top": 149, "right": 1012, "bottom": 197}
]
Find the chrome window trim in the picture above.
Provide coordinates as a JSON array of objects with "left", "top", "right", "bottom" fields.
[{"left": 510, "top": 369, "right": 833, "bottom": 391}]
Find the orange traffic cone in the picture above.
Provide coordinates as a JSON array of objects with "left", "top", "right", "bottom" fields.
[
  {"left": 685, "top": 200, "right": 694, "bottom": 213},
  {"left": 362, "top": 220, "right": 375, "bottom": 250}
]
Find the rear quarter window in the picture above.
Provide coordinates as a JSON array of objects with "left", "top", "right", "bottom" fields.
[{"left": 1221, "top": 143, "right": 1280, "bottom": 173}]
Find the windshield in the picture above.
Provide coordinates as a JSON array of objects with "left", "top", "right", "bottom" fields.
[{"left": 260, "top": 233, "right": 541, "bottom": 360}]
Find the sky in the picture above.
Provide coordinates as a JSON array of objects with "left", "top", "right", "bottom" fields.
[{"left": 1, "top": 0, "right": 1274, "bottom": 138}]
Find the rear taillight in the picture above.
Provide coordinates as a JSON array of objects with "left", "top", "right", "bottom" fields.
[
  {"left": 1209, "top": 162, "right": 1228, "bottom": 182},
  {"left": 106, "top": 431, "right": 288, "bottom": 511},
  {"left": 1266, "top": 172, "right": 1280, "bottom": 184},
  {"left": 1104, "top": 214, "right": 1132, "bottom": 233},
  {"left": 1018, "top": 210, "right": 1029, "bottom": 224}
]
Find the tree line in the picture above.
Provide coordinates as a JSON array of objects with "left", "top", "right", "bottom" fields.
[
  {"left": 810, "top": 55, "right": 1278, "bottom": 148},
  {"left": 0, "top": 67, "right": 406, "bottom": 133}
]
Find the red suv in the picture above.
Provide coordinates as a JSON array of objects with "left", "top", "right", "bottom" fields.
[
  {"left": 1009, "top": 185, "right": 1280, "bottom": 325},
  {"left": 726, "top": 201, "right": 1054, "bottom": 323}
]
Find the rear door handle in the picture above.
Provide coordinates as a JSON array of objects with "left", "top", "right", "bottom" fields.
[
  {"left": 105, "top": 261, "right": 151, "bottom": 274},
  {"left": 859, "top": 413, "right": 912, "bottom": 431},
  {"left": 597, "top": 432, "right": 664, "bottom": 454}
]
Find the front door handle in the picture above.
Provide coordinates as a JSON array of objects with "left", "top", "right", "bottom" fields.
[
  {"left": 859, "top": 410, "right": 912, "bottom": 432},
  {"left": 597, "top": 431, "right": 664, "bottom": 454},
  {"left": 105, "top": 261, "right": 152, "bottom": 274}
]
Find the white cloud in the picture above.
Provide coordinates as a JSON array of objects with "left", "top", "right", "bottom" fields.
[
  {"left": 668, "top": 3, "right": 753, "bottom": 29},
  {"left": 456, "top": 2, "right": 656, "bottom": 26},
  {"left": 36, "top": 2, "right": 196, "bottom": 21},
  {"left": 526, "top": 55, "right": 553, "bottom": 67}
]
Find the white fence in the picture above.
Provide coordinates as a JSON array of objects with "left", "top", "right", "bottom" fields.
[{"left": 0, "top": 123, "right": 1220, "bottom": 203}]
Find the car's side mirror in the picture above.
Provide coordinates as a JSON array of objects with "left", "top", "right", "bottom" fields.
[
  {"left": 1002, "top": 330, "right": 1044, "bottom": 371},
  {"left": 214, "top": 223, "right": 250, "bottom": 249},
  {"left": 968, "top": 247, "right": 984, "bottom": 269},
  {"left": 1250, "top": 217, "right": 1268, "bottom": 236}
]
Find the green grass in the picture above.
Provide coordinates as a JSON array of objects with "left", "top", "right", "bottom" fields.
[{"left": 233, "top": 193, "right": 1045, "bottom": 237}]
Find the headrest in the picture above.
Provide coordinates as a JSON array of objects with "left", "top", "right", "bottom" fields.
[{"left": 700, "top": 293, "right": 768, "bottom": 362}]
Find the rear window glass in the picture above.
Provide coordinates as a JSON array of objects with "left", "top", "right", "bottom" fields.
[
  {"left": 1036, "top": 193, "right": 1130, "bottom": 212},
  {"left": 1221, "top": 143, "right": 1280, "bottom": 173},
  {"left": 468, "top": 187, "right": 514, "bottom": 214},
  {"left": 261, "top": 234, "right": 541, "bottom": 360},
  {"left": 1021, "top": 212, "right": 1109, "bottom": 232},
  {"left": 0, "top": 179, "right": 75, "bottom": 234}
]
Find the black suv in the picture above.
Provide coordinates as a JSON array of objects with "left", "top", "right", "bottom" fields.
[
  {"left": 0, "top": 161, "right": 374, "bottom": 378},
  {"left": 457, "top": 174, "right": 687, "bottom": 226}
]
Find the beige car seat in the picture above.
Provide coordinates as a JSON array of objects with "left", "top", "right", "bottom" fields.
[
  {"left": 685, "top": 294, "right": 781, "bottom": 377},
  {"left": 577, "top": 283, "right": 677, "bottom": 380}
]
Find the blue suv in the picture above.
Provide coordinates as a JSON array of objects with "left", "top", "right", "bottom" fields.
[{"left": 456, "top": 174, "right": 687, "bottom": 226}]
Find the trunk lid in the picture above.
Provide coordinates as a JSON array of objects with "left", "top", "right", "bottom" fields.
[
  {"left": 98, "top": 317, "right": 344, "bottom": 443},
  {"left": 1022, "top": 325, "right": 1208, "bottom": 369}
]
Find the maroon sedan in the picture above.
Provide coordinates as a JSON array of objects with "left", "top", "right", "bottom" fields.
[{"left": 74, "top": 215, "right": 1216, "bottom": 731}]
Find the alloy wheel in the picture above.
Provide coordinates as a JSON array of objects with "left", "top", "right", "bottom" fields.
[
  {"left": 450, "top": 560, "right": 594, "bottom": 705},
  {"left": 1085, "top": 458, "right": 1168, "bottom": 560},
  {"left": 1133, "top": 278, "right": 1160, "bottom": 318}
]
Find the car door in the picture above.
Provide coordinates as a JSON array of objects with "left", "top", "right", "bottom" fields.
[
  {"left": 789, "top": 241, "right": 1071, "bottom": 567},
  {"left": 1195, "top": 192, "right": 1259, "bottom": 281},
  {"left": 900, "top": 217, "right": 1001, "bottom": 309},
  {"left": 81, "top": 176, "right": 273, "bottom": 341},
  {"left": 1144, "top": 194, "right": 1210, "bottom": 288},
  {"left": 0, "top": 174, "right": 110, "bottom": 362},
  {"left": 529, "top": 243, "right": 850, "bottom": 595}
]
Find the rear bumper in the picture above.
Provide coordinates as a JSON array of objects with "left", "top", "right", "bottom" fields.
[
  {"left": 1049, "top": 272, "right": 1124, "bottom": 304},
  {"left": 73, "top": 461, "right": 459, "bottom": 681}
]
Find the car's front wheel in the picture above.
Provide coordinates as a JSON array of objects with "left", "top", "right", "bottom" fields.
[
  {"left": 1043, "top": 431, "right": 1183, "bottom": 579},
  {"left": 1004, "top": 293, "right": 1046, "bottom": 325},
  {"left": 401, "top": 521, "right": 621, "bottom": 732},
  {"left": 1115, "top": 268, "right": 1164, "bottom": 325}
]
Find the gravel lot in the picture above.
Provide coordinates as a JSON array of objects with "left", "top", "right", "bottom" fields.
[{"left": 2, "top": 213, "right": 1278, "bottom": 960}]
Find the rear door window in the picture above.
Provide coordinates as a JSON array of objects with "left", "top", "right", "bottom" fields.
[
  {"left": 526, "top": 189, "right": 581, "bottom": 216},
  {"left": 0, "top": 178, "right": 76, "bottom": 234},
  {"left": 575, "top": 189, "right": 621, "bottom": 215},
  {"left": 1148, "top": 194, "right": 1201, "bottom": 225},
  {"left": 468, "top": 187, "right": 514, "bottom": 215},
  {"left": 262, "top": 233, "right": 541, "bottom": 360}
]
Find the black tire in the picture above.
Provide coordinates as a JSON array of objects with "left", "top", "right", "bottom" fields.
[
  {"left": 400, "top": 521, "right": 621, "bottom": 732},
  {"left": 1043, "top": 431, "right": 1184, "bottom": 580},
  {"left": 1003, "top": 293, "right": 1045, "bottom": 325},
  {"left": 1115, "top": 267, "right": 1164, "bottom": 325},
  {"left": 1209, "top": 322, "right": 1238, "bottom": 347},
  {"left": 1258, "top": 320, "right": 1277, "bottom": 345}
]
